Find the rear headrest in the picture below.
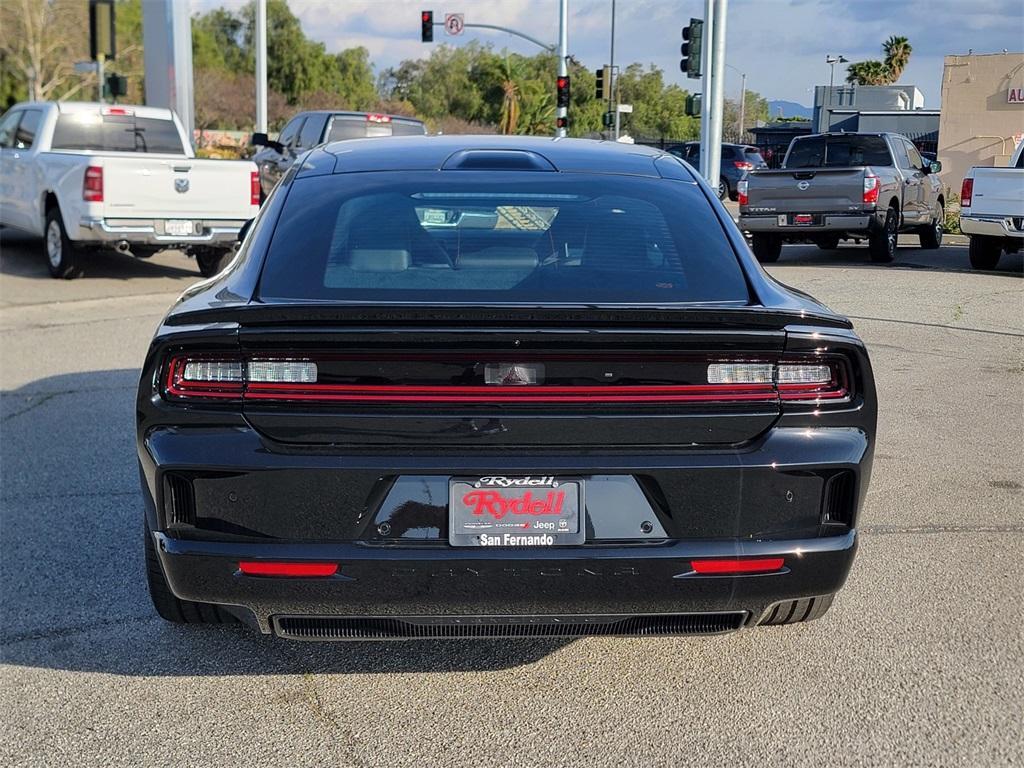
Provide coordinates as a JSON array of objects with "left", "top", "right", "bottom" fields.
[
  {"left": 349, "top": 249, "right": 411, "bottom": 272},
  {"left": 457, "top": 248, "right": 539, "bottom": 269}
]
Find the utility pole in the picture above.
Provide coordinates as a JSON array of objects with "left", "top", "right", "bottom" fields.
[
  {"left": 706, "top": 0, "right": 727, "bottom": 193},
  {"left": 255, "top": 0, "right": 268, "bottom": 134},
  {"left": 698, "top": 0, "right": 714, "bottom": 182},
  {"left": 737, "top": 72, "right": 746, "bottom": 139},
  {"left": 609, "top": 0, "right": 618, "bottom": 139},
  {"left": 556, "top": 0, "right": 569, "bottom": 137}
]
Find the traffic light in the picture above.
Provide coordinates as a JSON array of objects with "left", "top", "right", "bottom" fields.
[
  {"left": 595, "top": 68, "right": 604, "bottom": 100},
  {"left": 421, "top": 11, "right": 433, "bottom": 43},
  {"left": 681, "top": 18, "right": 703, "bottom": 79},
  {"left": 556, "top": 116, "right": 568, "bottom": 129},
  {"left": 89, "top": 0, "right": 116, "bottom": 61},
  {"left": 685, "top": 93, "right": 702, "bottom": 117},
  {"left": 556, "top": 75, "right": 570, "bottom": 108},
  {"left": 602, "top": 111, "right": 614, "bottom": 128},
  {"left": 104, "top": 74, "right": 128, "bottom": 99}
]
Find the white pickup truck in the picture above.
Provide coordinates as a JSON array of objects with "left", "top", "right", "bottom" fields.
[
  {"left": 960, "top": 140, "right": 1024, "bottom": 270},
  {"left": 0, "top": 101, "right": 259, "bottom": 278}
]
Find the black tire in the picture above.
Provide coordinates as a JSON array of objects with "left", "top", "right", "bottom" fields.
[
  {"left": 968, "top": 235, "right": 1002, "bottom": 271},
  {"left": 868, "top": 206, "right": 898, "bottom": 263},
  {"left": 145, "top": 523, "right": 236, "bottom": 624},
  {"left": 44, "top": 207, "right": 83, "bottom": 279},
  {"left": 751, "top": 233, "right": 782, "bottom": 263},
  {"left": 759, "top": 594, "right": 835, "bottom": 626},
  {"left": 918, "top": 205, "right": 943, "bottom": 250},
  {"left": 195, "top": 247, "right": 233, "bottom": 278},
  {"left": 717, "top": 180, "right": 728, "bottom": 200},
  {"left": 816, "top": 235, "right": 841, "bottom": 251}
]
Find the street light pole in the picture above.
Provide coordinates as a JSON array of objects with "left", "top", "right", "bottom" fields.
[
  {"left": 556, "top": 0, "right": 568, "bottom": 138},
  {"left": 255, "top": 0, "right": 268, "bottom": 134},
  {"left": 706, "top": 0, "right": 728, "bottom": 193},
  {"left": 738, "top": 72, "right": 746, "bottom": 139},
  {"left": 609, "top": 0, "right": 617, "bottom": 138}
]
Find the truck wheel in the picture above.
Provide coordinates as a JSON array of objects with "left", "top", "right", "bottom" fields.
[
  {"left": 195, "top": 247, "right": 233, "bottom": 278},
  {"left": 145, "top": 523, "right": 236, "bottom": 625},
  {"left": 816, "top": 235, "right": 840, "bottom": 251},
  {"left": 968, "top": 235, "right": 1002, "bottom": 270},
  {"left": 44, "top": 207, "right": 83, "bottom": 279},
  {"left": 868, "top": 206, "right": 898, "bottom": 263},
  {"left": 919, "top": 205, "right": 943, "bottom": 250},
  {"left": 751, "top": 233, "right": 782, "bottom": 263}
]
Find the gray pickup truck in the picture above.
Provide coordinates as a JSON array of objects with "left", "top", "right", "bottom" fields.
[{"left": 738, "top": 132, "right": 945, "bottom": 263}]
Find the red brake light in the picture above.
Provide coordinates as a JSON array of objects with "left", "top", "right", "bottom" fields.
[
  {"left": 690, "top": 558, "right": 785, "bottom": 575},
  {"left": 863, "top": 173, "right": 880, "bottom": 204},
  {"left": 960, "top": 178, "right": 973, "bottom": 208},
  {"left": 733, "top": 161, "right": 753, "bottom": 170},
  {"left": 239, "top": 561, "right": 338, "bottom": 577},
  {"left": 101, "top": 107, "right": 132, "bottom": 116},
  {"left": 83, "top": 166, "right": 103, "bottom": 202},
  {"left": 366, "top": 113, "right": 391, "bottom": 123},
  {"left": 250, "top": 170, "right": 261, "bottom": 206},
  {"left": 737, "top": 179, "right": 748, "bottom": 206}
]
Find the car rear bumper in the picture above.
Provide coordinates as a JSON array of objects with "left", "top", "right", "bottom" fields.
[
  {"left": 739, "top": 213, "right": 877, "bottom": 234},
  {"left": 77, "top": 217, "right": 246, "bottom": 246},
  {"left": 960, "top": 214, "right": 1024, "bottom": 239},
  {"left": 153, "top": 530, "right": 857, "bottom": 637}
]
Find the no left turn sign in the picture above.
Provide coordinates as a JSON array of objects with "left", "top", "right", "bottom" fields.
[{"left": 445, "top": 13, "right": 464, "bottom": 36}]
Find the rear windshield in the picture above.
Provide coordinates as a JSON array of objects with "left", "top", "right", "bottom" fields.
[
  {"left": 258, "top": 172, "right": 750, "bottom": 305},
  {"left": 785, "top": 135, "right": 892, "bottom": 168},
  {"left": 326, "top": 116, "right": 426, "bottom": 142},
  {"left": 51, "top": 112, "right": 185, "bottom": 153},
  {"left": 743, "top": 147, "right": 766, "bottom": 165}
]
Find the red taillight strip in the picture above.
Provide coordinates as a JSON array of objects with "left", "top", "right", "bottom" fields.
[
  {"left": 690, "top": 557, "right": 785, "bottom": 575},
  {"left": 239, "top": 561, "right": 338, "bottom": 577},
  {"left": 244, "top": 382, "right": 778, "bottom": 403}
]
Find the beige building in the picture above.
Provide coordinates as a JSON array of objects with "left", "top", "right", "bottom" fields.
[{"left": 938, "top": 52, "right": 1024, "bottom": 189}]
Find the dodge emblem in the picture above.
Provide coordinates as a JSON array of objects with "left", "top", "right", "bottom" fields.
[{"left": 174, "top": 178, "right": 190, "bottom": 194}]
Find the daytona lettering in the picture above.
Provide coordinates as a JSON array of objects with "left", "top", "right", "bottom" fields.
[{"left": 462, "top": 490, "right": 565, "bottom": 520}]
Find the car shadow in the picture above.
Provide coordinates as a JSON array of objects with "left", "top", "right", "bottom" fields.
[
  {"left": 0, "top": 369, "right": 569, "bottom": 675},
  {"left": 762, "top": 241, "right": 1024, "bottom": 277},
  {"left": 0, "top": 229, "right": 199, "bottom": 280}
]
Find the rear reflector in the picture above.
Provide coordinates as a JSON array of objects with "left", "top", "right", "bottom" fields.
[
  {"left": 83, "top": 166, "right": 103, "bottom": 202},
  {"left": 690, "top": 557, "right": 785, "bottom": 575},
  {"left": 239, "top": 561, "right": 338, "bottom": 577}
]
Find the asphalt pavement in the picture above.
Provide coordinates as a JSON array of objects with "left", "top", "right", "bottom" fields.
[{"left": 1, "top": 228, "right": 1022, "bottom": 767}]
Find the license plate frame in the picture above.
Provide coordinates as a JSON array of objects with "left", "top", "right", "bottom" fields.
[
  {"left": 165, "top": 219, "right": 194, "bottom": 237},
  {"left": 448, "top": 476, "right": 585, "bottom": 547},
  {"left": 789, "top": 213, "right": 816, "bottom": 226}
]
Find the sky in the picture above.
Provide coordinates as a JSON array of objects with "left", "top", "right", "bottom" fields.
[{"left": 191, "top": 0, "right": 1024, "bottom": 108}]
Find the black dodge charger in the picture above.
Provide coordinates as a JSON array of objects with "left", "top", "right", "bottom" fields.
[{"left": 137, "top": 136, "right": 876, "bottom": 640}]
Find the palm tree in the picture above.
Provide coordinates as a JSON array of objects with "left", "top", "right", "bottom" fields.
[
  {"left": 498, "top": 58, "right": 522, "bottom": 135},
  {"left": 846, "top": 60, "right": 890, "bottom": 86},
  {"left": 883, "top": 36, "right": 913, "bottom": 82},
  {"left": 846, "top": 37, "right": 913, "bottom": 85}
]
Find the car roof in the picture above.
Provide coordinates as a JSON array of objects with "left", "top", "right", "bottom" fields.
[
  {"left": 296, "top": 110, "right": 424, "bottom": 123},
  {"left": 305, "top": 135, "right": 674, "bottom": 177}
]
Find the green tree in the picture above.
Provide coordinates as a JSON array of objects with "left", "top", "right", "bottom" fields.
[
  {"left": 846, "top": 37, "right": 913, "bottom": 85},
  {"left": 882, "top": 36, "right": 912, "bottom": 82}
]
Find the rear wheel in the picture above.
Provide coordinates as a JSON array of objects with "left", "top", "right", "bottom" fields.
[
  {"left": 145, "top": 522, "right": 236, "bottom": 624},
  {"left": 195, "top": 247, "right": 233, "bottom": 278},
  {"left": 816, "top": 235, "right": 840, "bottom": 251},
  {"left": 868, "top": 206, "right": 898, "bottom": 263},
  {"left": 717, "top": 180, "right": 728, "bottom": 200},
  {"left": 751, "top": 233, "right": 782, "bottom": 263},
  {"left": 759, "top": 594, "right": 834, "bottom": 626},
  {"left": 918, "top": 204, "right": 943, "bottom": 249},
  {"left": 968, "top": 235, "right": 1002, "bottom": 270},
  {"left": 44, "top": 207, "right": 83, "bottom": 279}
]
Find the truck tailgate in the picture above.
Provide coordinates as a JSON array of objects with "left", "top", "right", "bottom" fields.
[
  {"left": 969, "top": 168, "right": 1023, "bottom": 218},
  {"left": 99, "top": 156, "right": 256, "bottom": 220},
  {"left": 746, "top": 168, "right": 866, "bottom": 212}
]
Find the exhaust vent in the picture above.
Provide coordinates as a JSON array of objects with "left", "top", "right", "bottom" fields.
[
  {"left": 163, "top": 474, "right": 196, "bottom": 527},
  {"left": 274, "top": 612, "right": 746, "bottom": 640},
  {"left": 821, "top": 470, "right": 855, "bottom": 531}
]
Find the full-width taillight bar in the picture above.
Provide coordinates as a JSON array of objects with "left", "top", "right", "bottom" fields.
[{"left": 164, "top": 355, "right": 849, "bottom": 404}]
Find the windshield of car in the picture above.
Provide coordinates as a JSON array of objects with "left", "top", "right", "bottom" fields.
[
  {"left": 785, "top": 135, "right": 892, "bottom": 168},
  {"left": 258, "top": 171, "right": 750, "bottom": 305},
  {"left": 743, "top": 147, "right": 767, "bottom": 165},
  {"left": 51, "top": 112, "right": 185, "bottom": 153}
]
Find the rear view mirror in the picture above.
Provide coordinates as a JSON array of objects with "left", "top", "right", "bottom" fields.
[
  {"left": 929, "top": 160, "right": 942, "bottom": 174},
  {"left": 252, "top": 132, "right": 284, "bottom": 154}
]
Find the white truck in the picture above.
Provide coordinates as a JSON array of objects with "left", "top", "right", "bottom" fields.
[
  {"left": 960, "top": 140, "right": 1024, "bottom": 270},
  {"left": 0, "top": 101, "right": 259, "bottom": 278}
]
